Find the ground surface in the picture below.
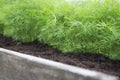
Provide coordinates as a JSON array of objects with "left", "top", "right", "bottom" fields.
[{"left": 0, "top": 34, "right": 120, "bottom": 77}]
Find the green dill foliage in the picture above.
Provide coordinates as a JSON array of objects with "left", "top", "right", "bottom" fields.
[
  {"left": 38, "top": 0, "right": 120, "bottom": 60},
  {"left": 3, "top": 0, "right": 55, "bottom": 42},
  {"left": 1, "top": 0, "right": 120, "bottom": 60},
  {"left": 0, "top": 11, "right": 3, "bottom": 34},
  {"left": 0, "top": 23, "right": 4, "bottom": 34},
  {"left": 3, "top": 0, "right": 43, "bottom": 42},
  {"left": 0, "top": 1, "right": 5, "bottom": 34}
]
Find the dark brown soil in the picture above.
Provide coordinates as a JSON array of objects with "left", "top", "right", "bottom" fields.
[{"left": 0, "top": 34, "right": 120, "bottom": 77}]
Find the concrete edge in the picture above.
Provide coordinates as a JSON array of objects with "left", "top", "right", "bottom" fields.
[{"left": 0, "top": 48, "right": 119, "bottom": 80}]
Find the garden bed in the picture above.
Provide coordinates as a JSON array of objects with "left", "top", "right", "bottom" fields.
[
  {"left": 0, "top": 48, "right": 119, "bottom": 80},
  {"left": 0, "top": 34, "right": 120, "bottom": 77}
]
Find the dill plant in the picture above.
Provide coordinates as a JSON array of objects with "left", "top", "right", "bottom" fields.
[
  {"left": 38, "top": 0, "right": 120, "bottom": 60},
  {"left": 0, "top": 1, "right": 5, "bottom": 34},
  {"left": 3, "top": 0, "right": 51, "bottom": 42},
  {"left": 1, "top": 0, "right": 120, "bottom": 60}
]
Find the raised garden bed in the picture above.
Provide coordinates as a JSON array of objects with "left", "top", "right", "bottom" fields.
[
  {"left": 0, "top": 48, "right": 119, "bottom": 80},
  {"left": 0, "top": 34, "right": 120, "bottom": 78},
  {"left": 0, "top": 0, "right": 120, "bottom": 79}
]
